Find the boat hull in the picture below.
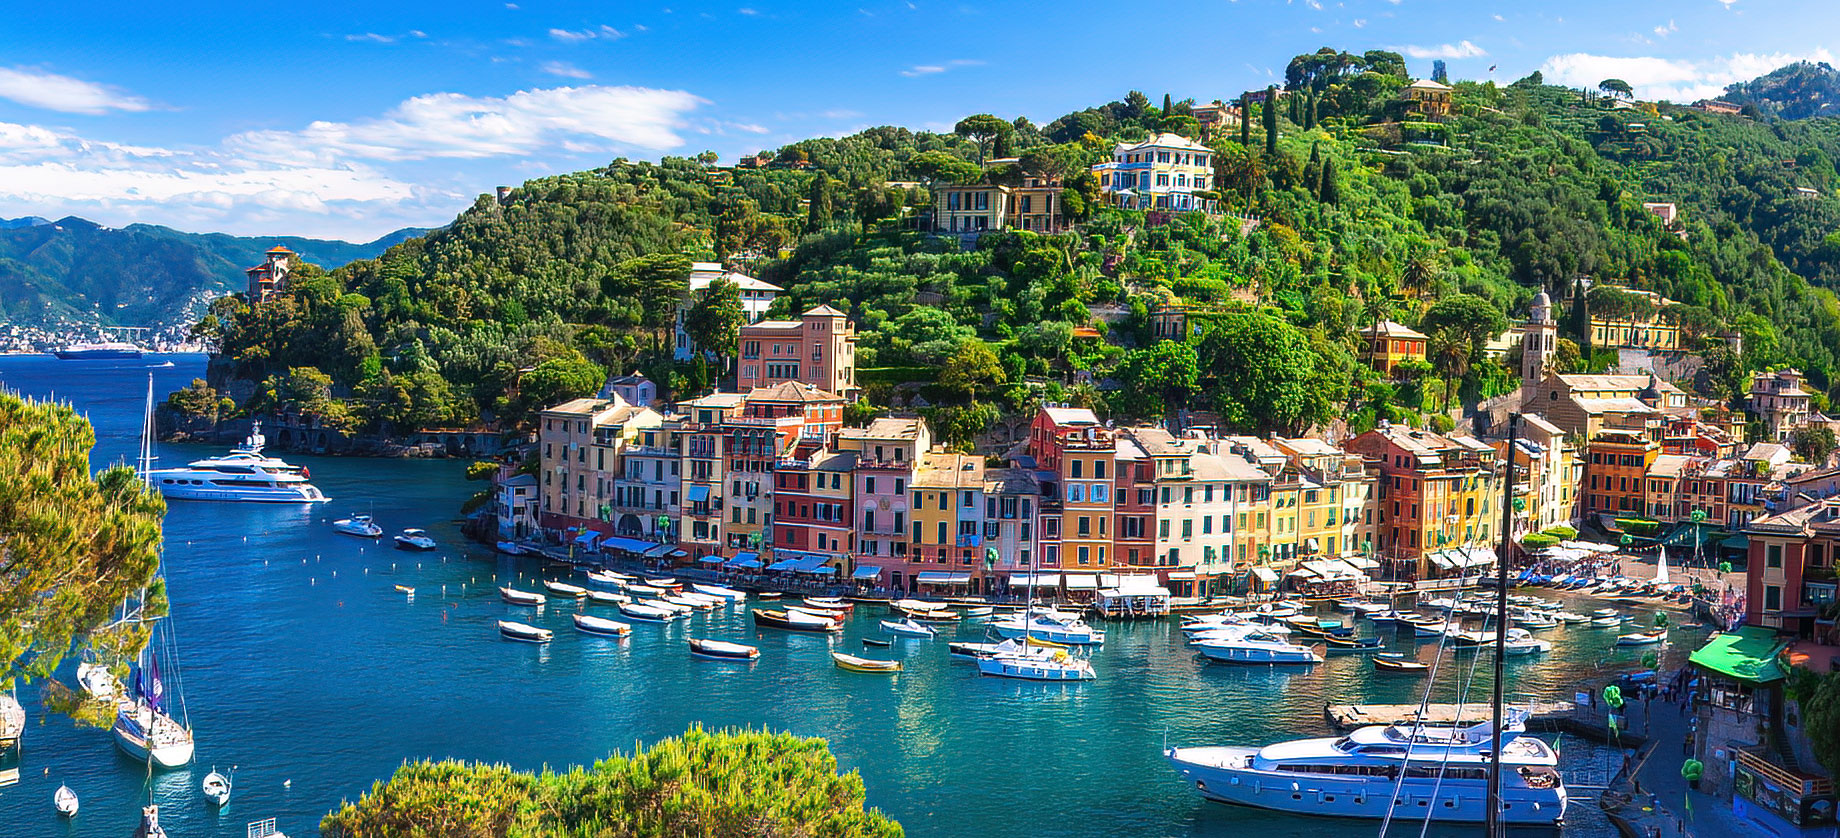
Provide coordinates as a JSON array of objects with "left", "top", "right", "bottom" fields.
[
  {"left": 1197, "top": 645, "right": 1320, "bottom": 665},
  {"left": 975, "top": 655, "right": 1094, "bottom": 680},
  {"left": 1167, "top": 748, "right": 1566, "bottom": 826},
  {"left": 112, "top": 722, "right": 193, "bottom": 769},
  {"left": 153, "top": 479, "right": 329, "bottom": 503},
  {"left": 55, "top": 348, "right": 143, "bottom": 360}
]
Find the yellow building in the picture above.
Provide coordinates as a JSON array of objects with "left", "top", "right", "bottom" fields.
[
  {"left": 1401, "top": 79, "right": 1453, "bottom": 119},
  {"left": 909, "top": 450, "right": 985, "bottom": 582},
  {"left": 1360, "top": 320, "right": 1430, "bottom": 377},
  {"left": 1586, "top": 286, "right": 1680, "bottom": 350}
]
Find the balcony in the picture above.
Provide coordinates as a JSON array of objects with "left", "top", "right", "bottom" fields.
[{"left": 956, "top": 534, "right": 982, "bottom": 548}]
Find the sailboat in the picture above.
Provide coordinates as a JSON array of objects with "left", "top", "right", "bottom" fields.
[
  {"left": 113, "top": 377, "right": 195, "bottom": 770},
  {"left": 1655, "top": 546, "right": 1670, "bottom": 587}
]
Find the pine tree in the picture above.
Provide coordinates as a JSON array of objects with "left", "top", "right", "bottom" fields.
[
  {"left": 1162, "top": 92, "right": 1173, "bottom": 117},
  {"left": 1567, "top": 278, "right": 1592, "bottom": 354},
  {"left": 1307, "top": 94, "right": 1319, "bottom": 129},
  {"left": 1263, "top": 86, "right": 1279, "bottom": 155}
]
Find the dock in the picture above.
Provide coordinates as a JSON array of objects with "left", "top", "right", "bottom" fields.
[{"left": 1324, "top": 700, "right": 1576, "bottom": 731}]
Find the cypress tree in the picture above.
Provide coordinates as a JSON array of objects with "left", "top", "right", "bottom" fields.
[
  {"left": 1263, "top": 86, "right": 1279, "bottom": 155},
  {"left": 1307, "top": 94, "right": 1319, "bottom": 129},
  {"left": 1567, "top": 278, "right": 1592, "bottom": 354},
  {"left": 1305, "top": 141, "right": 1324, "bottom": 197},
  {"left": 807, "top": 171, "right": 832, "bottom": 230},
  {"left": 1239, "top": 92, "right": 1252, "bottom": 147},
  {"left": 1319, "top": 156, "right": 1340, "bottom": 205},
  {"left": 1162, "top": 92, "right": 1173, "bottom": 117}
]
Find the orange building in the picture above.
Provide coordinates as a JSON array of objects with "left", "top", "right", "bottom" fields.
[
  {"left": 1359, "top": 321, "right": 1429, "bottom": 377},
  {"left": 1583, "top": 429, "right": 1661, "bottom": 520}
]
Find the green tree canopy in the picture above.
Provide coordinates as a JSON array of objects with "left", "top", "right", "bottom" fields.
[
  {"left": 953, "top": 114, "right": 1011, "bottom": 165},
  {"left": 321, "top": 726, "right": 904, "bottom": 838},
  {"left": 1114, "top": 341, "right": 1200, "bottom": 419},
  {"left": 0, "top": 394, "right": 167, "bottom": 702},
  {"left": 1196, "top": 313, "right": 1332, "bottom": 435},
  {"left": 684, "top": 276, "right": 747, "bottom": 369}
]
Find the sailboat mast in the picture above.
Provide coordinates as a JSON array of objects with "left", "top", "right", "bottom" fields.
[
  {"left": 1486, "top": 412, "right": 1518, "bottom": 838},
  {"left": 138, "top": 373, "right": 156, "bottom": 480}
]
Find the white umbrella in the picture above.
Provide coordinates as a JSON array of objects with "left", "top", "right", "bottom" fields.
[{"left": 1655, "top": 547, "right": 1670, "bottom": 586}]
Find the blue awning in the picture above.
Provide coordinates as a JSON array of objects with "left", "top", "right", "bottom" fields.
[
  {"left": 731, "top": 559, "right": 763, "bottom": 569},
  {"left": 765, "top": 558, "right": 799, "bottom": 572},
  {"left": 686, "top": 485, "right": 711, "bottom": 502},
  {"left": 597, "top": 535, "right": 654, "bottom": 555},
  {"left": 726, "top": 551, "right": 761, "bottom": 569},
  {"left": 573, "top": 531, "right": 602, "bottom": 547},
  {"left": 697, "top": 555, "right": 724, "bottom": 564},
  {"left": 792, "top": 555, "right": 833, "bottom": 574},
  {"left": 642, "top": 543, "right": 678, "bottom": 558},
  {"left": 852, "top": 566, "right": 883, "bottom": 580}
]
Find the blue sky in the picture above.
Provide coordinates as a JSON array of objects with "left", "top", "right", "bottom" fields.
[{"left": 0, "top": 0, "right": 1833, "bottom": 240}]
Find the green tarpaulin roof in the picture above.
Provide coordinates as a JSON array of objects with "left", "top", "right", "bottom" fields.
[{"left": 1689, "top": 626, "right": 1788, "bottom": 685}]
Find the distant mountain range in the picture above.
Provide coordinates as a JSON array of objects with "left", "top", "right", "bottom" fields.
[
  {"left": 1722, "top": 61, "right": 1840, "bottom": 120},
  {"left": 0, "top": 216, "right": 430, "bottom": 333}
]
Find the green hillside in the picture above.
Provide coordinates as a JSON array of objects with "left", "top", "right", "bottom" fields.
[
  {"left": 195, "top": 49, "right": 1840, "bottom": 442},
  {"left": 0, "top": 217, "right": 427, "bottom": 332}
]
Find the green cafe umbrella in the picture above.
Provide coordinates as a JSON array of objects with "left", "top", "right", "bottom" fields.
[
  {"left": 1603, "top": 685, "right": 1625, "bottom": 709},
  {"left": 1681, "top": 759, "right": 1704, "bottom": 782}
]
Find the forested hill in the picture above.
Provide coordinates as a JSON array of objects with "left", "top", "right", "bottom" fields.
[
  {"left": 193, "top": 51, "right": 1840, "bottom": 445},
  {"left": 1721, "top": 61, "right": 1840, "bottom": 121},
  {"left": 0, "top": 217, "right": 428, "bottom": 333}
]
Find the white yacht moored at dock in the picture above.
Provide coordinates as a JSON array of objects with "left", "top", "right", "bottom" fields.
[
  {"left": 1167, "top": 711, "right": 1566, "bottom": 825},
  {"left": 146, "top": 422, "right": 329, "bottom": 503}
]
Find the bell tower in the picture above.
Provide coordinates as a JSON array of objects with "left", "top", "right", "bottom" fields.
[{"left": 1521, "top": 288, "right": 1556, "bottom": 388}]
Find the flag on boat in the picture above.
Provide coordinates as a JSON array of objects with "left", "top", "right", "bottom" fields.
[{"left": 147, "top": 654, "right": 165, "bottom": 712}]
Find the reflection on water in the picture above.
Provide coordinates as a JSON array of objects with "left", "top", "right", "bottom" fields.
[{"left": 0, "top": 355, "right": 1699, "bottom": 837}]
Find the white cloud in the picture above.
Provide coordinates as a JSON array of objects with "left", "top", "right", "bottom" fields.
[
  {"left": 1537, "top": 48, "right": 1834, "bottom": 101},
  {"left": 899, "top": 58, "right": 983, "bottom": 78},
  {"left": 0, "top": 66, "right": 152, "bottom": 115},
  {"left": 1400, "top": 41, "right": 1488, "bottom": 60},
  {"left": 1653, "top": 19, "right": 1677, "bottom": 37},
  {"left": 539, "top": 61, "right": 592, "bottom": 79},
  {"left": 1492, "top": 13, "right": 1504, "bottom": 21},
  {"left": 549, "top": 25, "right": 624, "bottom": 42},
  {"left": 347, "top": 33, "right": 396, "bottom": 43},
  {"left": 227, "top": 84, "right": 705, "bottom": 164},
  {"left": 738, "top": 7, "right": 759, "bottom": 15},
  {"left": 1353, "top": 18, "right": 1367, "bottom": 28}
]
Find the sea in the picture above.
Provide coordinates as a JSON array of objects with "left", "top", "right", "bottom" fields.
[{"left": 0, "top": 353, "right": 1700, "bottom": 837}]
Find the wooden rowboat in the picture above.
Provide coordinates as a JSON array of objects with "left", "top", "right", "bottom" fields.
[
  {"left": 500, "top": 586, "right": 547, "bottom": 606},
  {"left": 753, "top": 609, "right": 841, "bottom": 632},
  {"left": 689, "top": 638, "right": 760, "bottom": 660},
  {"left": 832, "top": 651, "right": 901, "bottom": 673},
  {"left": 1372, "top": 653, "right": 1430, "bottom": 672}
]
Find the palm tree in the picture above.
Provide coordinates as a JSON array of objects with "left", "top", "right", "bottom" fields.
[
  {"left": 1400, "top": 250, "right": 1443, "bottom": 299},
  {"left": 1429, "top": 329, "right": 1470, "bottom": 413}
]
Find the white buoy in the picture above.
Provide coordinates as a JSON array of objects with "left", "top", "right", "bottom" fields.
[
  {"left": 310, "top": 578, "right": 316, "bottom": 585},
  {"left": 331, "top": 570, "right": 337, "bottom": 578}
]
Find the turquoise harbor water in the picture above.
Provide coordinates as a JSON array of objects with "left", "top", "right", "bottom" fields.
[{"left": 0, "top": 354, "right": 1706, "bottom": 837}]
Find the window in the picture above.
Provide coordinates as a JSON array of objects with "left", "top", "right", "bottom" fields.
[
  {"left": 937, "top": 521, "right": 948, "bottom": 545},
  {"left": 1067, "top": 484, "right": 1084, "bottom": 503},
  {"left": 1768, "top": 544, "right": 1784, "bottom": 569},
  {"left": 1070, "top": 460, "right": 1083, "bottom": 479},
  {"left": 1765, "top": 584, "right": 1782, "bottom": 612},
  {"left": 1092, "top": 484, "right": 1109, "bottom": 504},
  {"left": 1094, "top": 460, "right": 1107, "bottom": 479}
]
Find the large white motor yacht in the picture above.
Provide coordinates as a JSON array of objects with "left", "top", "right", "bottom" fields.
[
  {"left": 1191, "top": 624, "right": 1321, "bottom": 664},
  {"left": 1167, "top": 711, "right": 1566, "bottom": 826},
  {"left": 146, "top": 423, "right": 329, "bottom": 503}
]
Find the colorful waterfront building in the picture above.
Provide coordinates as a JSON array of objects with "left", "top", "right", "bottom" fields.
[
  {"left": 1747, "top": 369, "right": 1814, "bottom": 441},
  {"left": 1581, "top": 428, "right": 1661, "bottom": 523},
  {"left": 909, "top": 450, "right": 987, "bottom": 594},
  {"left": 1027, "top": 407, "right": 1117, "bottom": 573},
  {"left": 1742, "top": 497, "right": 1840, "bottom": 637},
  {"left": 1344, "top": 424, "right": 1499, "bottom": 581},
  {"left": 536, "top": 395, "right": 662, "bottom": 535},
  {"left": 982, "top": 466, "right": 1042, "bottom": 592},
  {"left": 674, "top": 392, "right": 747, "bottom": 557},
  {"left": 837, "top": 417, "right": 930, "bottom": 590}
]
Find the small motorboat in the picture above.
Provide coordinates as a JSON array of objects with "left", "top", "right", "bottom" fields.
[
  {"left": 572, "top": 613, "right": 632, "bottom": 637},
  {"left": 618, "top": 602, "right": 676, "bottom": 623},
  {"left": 787, "top": 606, "right": 845, "bottom": 624},
  {"left": 1372, "top": 653, "right": 1430, "bottom": 672},
  {"left": 1590, "top": 616, "right": 1624, "bottom": 627},
  {"left": 862, "top": 637, "right": 893, "bottom": 648},
  {"left": 585, "top": 569, "right": 630, "bottom": 585},
  {"left": 756, "top": 591, "right": 784, "bottom": 600},
  {"left": 202, "top": 768, "right": 232, "bottom": 806},
  {"left": 1323, "top": 634, "right": 1384, "bottom": 652},
  {"left": 899, "top": 607, "right": 962, "bottom": 624},
  {"left": 689, "top": 639, "right": 760, "bottom": 660},
  {"left": 497, "top": 620, "right": 552, "bottom": 643},
  {"left": 495, "top": 541, "right": 526, "bottom": 556},
  {"left": 665, "top": 593, "right": 720, "bottom": 610},
  {"left": 804, "top": 596, "right": 853, "bottom": 612},
  {"left": 332, "top": 514, "right": 382, "bottom": 538},
  {"left": 542, "top": 580, "right": 589, "bottom": 599},
  {"left": 1553, "top": 611, "right": 1589, "bottom": 624},
  {"left": 977, "top": 646, "right": 1097, "bottom": 680},
  {"left": 691, "top": 583, "right": 747, "bottom": 601},
  {"left": 75, "top": 660, "right": 120, "bottom": 700},
  {"left": 644, "top": 599, "right": 693, "bottom": 616},
  {"left": 832, "top": 652, "right": 902, "bottom": 673},
  {"left": 53, "top": 784, "right": 77, "bottom": 817},
  {"left": 393, "top": 584, "right": 415, "bottom": 596},
  {"left": 1616, "top": 630, "right": 1667, "bottom": 646},
  {"left": 879, "top": 618, "right": 937, "bottom": 638},
  {"left": 948, "top": 641, "right": 1005, "bottom": 659},
  {"left": 623, "top": 584, "right": 667, "bottom": 597},
  {"left": 392, "top": 528, "right": 436, "bottom": 551},
  {"left": 584, "top": 589, "right": 630, "bottom": 606},
  {"left": 499, "top": 586, "right": 546, "bottom": 606},
  {"left": 643, "top": 577, "right": 681, "bottom": 591},
  {"left": 959, "top": 605, "right": 995, "bottom": 619},
  {"left": 753, "top": 609, "right": 841, "bottom": 633}
]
